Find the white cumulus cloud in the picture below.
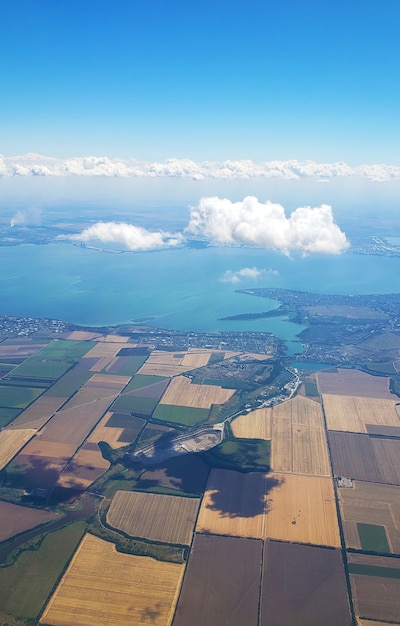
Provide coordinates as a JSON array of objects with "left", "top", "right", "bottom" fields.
[
  {"left": 67, "top": 222, "right": 184, "bottom": 251},
  {"left": 186, "top": 196, "right": 349, "bottom": 255},
  {"left": 220, "top": 267, "right": 278, "bottom": 283}
]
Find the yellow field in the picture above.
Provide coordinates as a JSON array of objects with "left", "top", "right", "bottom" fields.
[
  {"left": 322, "top": 394, "right": 400, "bottom": 433},
  {"left": 107, "top": 490, "right": 200, "bottom": 545},
  {"left": 338, "top": 481, "right": 400, "bottom": 553},
  {"left": 87, "top": 411, "right": 135, "bottom": 449},
  {"left": 271, "top": 396, "right": 331, "bottom": 475},
  {"left": 40, "top": 533, "right": 185, "bottom": 626},
  {"left": 137, "top": 350, "right": 212, "bottom": 377},
  {"left": 20, "top": 439, "right": 76, "bottom": 459},
  {"left": 67, "top": 330, "right": 102, "bottom": 340},
  {"left": 159, "top": 375, "right": 235, "bottom": 409},
  {"left": 82, "top": 341, "right": 135, "bottom": 359},
  {"left": 265, "top": 472, "right": 341, "bottom": 547},
  {"left": 196, "top": 469, "right": 268, "bottom": 539},
  {"left": 0, "top": 429, "right": 36, "bottom": 470},
  {"left": 231, "top": 408, "right": 272, "bottom": 440},
  {"left": 8, "top": 395, "right": 67, "bottom": 430}
]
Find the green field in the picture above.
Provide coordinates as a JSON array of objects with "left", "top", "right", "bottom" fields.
[
  {"left": 7, "top": 340, "right": 94, "bottom": 381},
  {"left": 349, "top": 562, "right": 400, "bottom": 578},
  {"left": 111, "top": 394, "right": 159, "bottom": 416},
  {"left": 0, "top": 522, "right": 86, "bottom": 621},
  {"left": 113, "top": 354, "right": 149, "bottom": 376},
  {"left": 152, "top": 404, "right": 209, "bottom": 426},
  {"left": 202, "top": 378, "right": 250, "bottom": 390},
  {"left": 123, "top": 374, "right": 166, "bottom": 392},
  {"left": 0, "top": 385, "right": 44, "bottom": 409},
  {"left": 202, "top": 438, "right": 271, "bottom": 471},
  {"left": 46, "top": 366, "right": 93, "bottom": 397},
  {"left": 357, "top": 523, "right": 391, "bottom": 553},
  {"left": 0, "top": 407, "right": 21, "bottom": 428}
]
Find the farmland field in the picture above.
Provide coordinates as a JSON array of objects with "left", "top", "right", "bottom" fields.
[
  {"left": 57, "top": 443, "right": 110, "bottom": 490},
  {"left": 87, "top": 411, "right": 145, "bottom": 448},
  {"left": 338, "top": 481, "right": 400, "bottom": 553},
  {"left": 107, "top": 490, "right": 200, "bottom": 545},
  {"left": 0, "top": 428, "right": 36, "bottom": 469},
  {"left": 159, "top": 375, "right": 235, "bottom": 408},
  {"left": 153, "top": 403, "right": 209, "bottom": 426},
  {"left": 265, "top": 472, "right": 341, "bottom": 547},
  {"left": 270, "top": 395, "right": 331, "bottom": 475},
  {"left": 0, "top": 522, "right": 86, "bottom": 622},
  {"left": 7, "top": 394, "right": 67, "bottom": 430},
  {"left": 173, "top": 533, "right": 262, "bottom": 626},
  {"left": 196, "top": 469, "right": 269, "bottom": 538},
  {"left": 137, "top": 455, "right": 210, "bottom": 495},
  {"left": 0, "top": 384, "right": 44, "bottom": 409},
  {"left": 123, "top": 374, "right": 167, "bottom": 392},
  {"left": 0, "top": 406, "right": 20, "bottom": 428},
  {"left": 348, "top": 554, "right": 400, "bottom": 623},
  {"left": 40, "top": 533, "right": 185, "bottom": 626},
  {"left": 322, "top": 394, "right": 400, "bottom": 433},
  {"left": 231, "top": 407, "right": 272, "bottom": 440},
  {"left": 0, "top": 500, "right": 57, "bottom": 541},
  {"left": 329, "top": 431, "right": 400, "bottom": 485},
  {"left": 260, "top": 541, "right": 352, "bottom": 626},
  {"left": 137, "top": 350, "right": 209, "bottom": 377},
  {"left": 111, "top": 393, "right": 158, "bottom": 416},
  {"left": 318, "top": 368, "right": 393, "bottom": 398}
]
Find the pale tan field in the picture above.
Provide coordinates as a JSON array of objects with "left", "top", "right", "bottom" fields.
[
  {"left": 322, "top": 394, "right": 400, "bottom": 433},
  {"left": 88, "top": 355, "right": 119, "bottom": 372},
  {"left": 265, "top": 472, "right": 341, "bottom": 547},
  {"left": 338, "top": 481, "right": 400, "bottom": 553},
  {"left": 0, "top": 429, "right": 36, "bottom": 470},
  {"left": 57, "top": 445, "right": 110, "bottom": 490},
  {"left": 19, "top": 439, "right": 76, "bottom": 459},
  {"left": 87, "top": 411, "right": 140, "bottom": 449},
  {"left": 318, "top": 368, "right": 393, "bottom": 398},
  {"left": 159, "top": 375, "right": 235, "bottom": 409},
  {"left": 40, "top": 533, "right": 185, "bottom": 626},
  {"left": 98, "top": 334, "right": 130, "bottom": 343},
  {"left": 138, "top": 350, "right": 211, "bottom": 377},
  {"left": 271, "top": 396, "right": 331, "bottom": 475},
  {"left": 61, "top": 373, "right": 129, "bottom": 410},
  {"left": 107, "top": 490, "right": 200, "bottom": 545},
  {"left": 359, "top": 621, "right": 400, "bottom": 626},
  {"left": 88, "top": 373, "right": 131, "bottom": 388},
  {"left": 67, "top": 330, "right": 102, "bottom": 340},
  {"left": 0, "top": 500, "right": 57, "bottom": 541},
  {"left": 196, "top": 469, "right": 268, "bottom": 539},
  {"left": 231, "top": 408, "right": 272, "bottom": 440},
  {"left": 82, "top": 341, "right": 135, "bottom": 359},
  {"left": 0, "top": 343, "right": 46, "bottom": 358},
  {"left": 242, "top": 352, "right": 272, "bottom": 360},
  {"left": 8, "top": 395, "right": 66, "bottom": 430}
]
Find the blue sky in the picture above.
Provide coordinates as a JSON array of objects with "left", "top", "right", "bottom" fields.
[{"left": 1, "top": 0, "right": 400, "bottom": 164}]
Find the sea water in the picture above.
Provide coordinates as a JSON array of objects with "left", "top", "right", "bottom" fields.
[{"left": 1, "top": 243, "right": 400, "bottom": 353}]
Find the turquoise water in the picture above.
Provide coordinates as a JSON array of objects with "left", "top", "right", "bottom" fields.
[{"left": 2, "top": 244, "right": 400, "bottom": 350}]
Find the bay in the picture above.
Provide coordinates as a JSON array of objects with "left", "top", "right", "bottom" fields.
[{"left": 1, "top": 244, "right": 400, "bottom": 353}]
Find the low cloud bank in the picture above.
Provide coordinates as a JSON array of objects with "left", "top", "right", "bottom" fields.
[
  {"left": 187, "top": 196, "right": 349, "bottom": 255},
  {"left": 220, "top": 267, "right": 278, "bottom": 283},
  {"left": 1, "top": 153, "right": 400, "bottom": 182},
  {"left": 68, "top": 222, "right": 183, "bottom": 251}
]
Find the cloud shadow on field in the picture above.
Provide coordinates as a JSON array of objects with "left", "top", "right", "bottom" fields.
[{"left": 205, "top": 472, "right": 283, "bottom": 518}]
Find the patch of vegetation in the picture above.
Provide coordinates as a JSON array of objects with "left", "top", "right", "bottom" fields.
[
  {"left": 123, "top": 374, "right": 166, "bottom": 392},
  {"left": 0, "top": 522, "right": 86, "bottom": 620},
  {"left": 348, "top": 562, "right": 400, "bottom": 578},
  {"left": 7, "top": 340, "right": 94, "bottom": 381},
  {"left": 0, "top": 386, "right": 44, "bottom": 409},
  {"left": 0, "top": 407, "right": 21, "bottom": 428},
  {"left": 201, "top": 437, "right": 270, "bottom": 472},
  {"left": 46, "top": 367, "right": 92, "bottom": 397},
  {"left": 357, "top": 523, "right": 390, "bottom": 553},
  {"left": 111, "top": 394, "right": 158, "bottom": 416},
  {"left": 113, "top": 355, "right": 148, "bottom": 376},
  {"left": 203, "top": 378, "right": 252, "bottom": 390},
  {"left": 152, "top": 404, "right": 209, "bottom": 426},
  {"left": 304, "top": 381, "right": 319, "bottom": 397}
]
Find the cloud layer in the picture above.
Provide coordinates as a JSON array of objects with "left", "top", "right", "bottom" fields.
[
  {"left": 220, "top": 267, "right": 278, "bottom": 283},
  {"left": 68, "top": 222, "right": 183, "bottom": 251},
  {"left": 63, "top": 196, "right": 348, "bottom": 255},
  {"left": 186, "top": 196, "right": 349, "bottom": 255},
  {"left": 1, "top": 153, "right": 400, "bottom": 182}
]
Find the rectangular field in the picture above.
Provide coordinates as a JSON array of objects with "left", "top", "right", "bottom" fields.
[
  {"left": 87, "top": 411, "right": 145, "bottom": 448},
  {"left": 8, "top": 395, "right": 67, "bottom": 430},
  {"left": 196, "top": 469, "right": 268, "bottom": 538},
  {"left": 260, "top": 541, "right": 352, "bottom": 626},
  {"left": 329, "top": 432, "right": 400, "bottom": 485},
  {"left": 0, "top": 428, "right": 36, "bottom": 469},
  {"left": 270, "top": 396, "right": 331, "bottom": 475},
  {"left": 40, "top": 533, "right": 185, "bottom": 626},
  {"left": 137, "top": 350, "right": 208, "bottom": 377},
  {"left": 231, "top": 408, "right": 272, "bottom": 440},
  {"left": 0, "top": 500, "right": 57, "bottom": 541},
  {"left": 0, "top": 384, "right": 44, "bottom": 408},
  {"left": 173, "top": 534, "right": 262, "bottom": 626},
  {"left": 107, "top": 490, "right": 200, "bottom": 545},
  {"left": 265, "top": 472, "right": 341, "bottom": 547},
  {"left": 152, "top": 404, "right": 209, "bottom": 426},
  {"left": 159, "top": 375, "right": 235, "bottom": 409},
  {"left": 348, "top": 554, "right": 400, "bottom": 623},
  {"left": 322, "top": 394, "right": 400, "bottom": 433},
  {"left": 318, "top": 368, "right": 393, "bottom": 398},
  {"left": 338, "top": 480, "right": 400, "bottom": 553},
  {"left": 57, "top": 443, "right": 109, "bottom": 490}
]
